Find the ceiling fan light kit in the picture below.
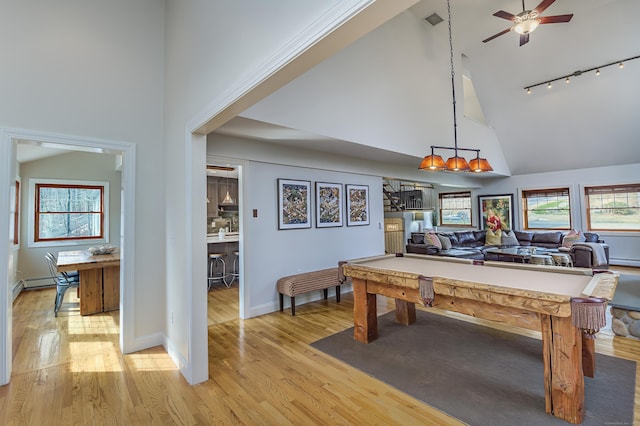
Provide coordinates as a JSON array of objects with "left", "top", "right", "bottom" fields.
[
  {"left": 524, "top": 54, "right": 640, "bottom": 94},
  {"left": 512, "top": 11, "right": 540, "bottom": 35},
  {"left": 483, "top": 0, "right": 573, "bottom": 46},
  {"left": 419, "top": 0, "right": 493, "bottom": 174}
]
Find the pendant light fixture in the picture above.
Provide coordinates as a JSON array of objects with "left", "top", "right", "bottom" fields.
[
  {"left": 419, "top": 0, "right": 493, "bottom": 173},
  {"left": 221, "top": 170, "right": 234, "bottom": 204}
]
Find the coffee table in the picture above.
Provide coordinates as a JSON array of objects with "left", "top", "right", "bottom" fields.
[{"left": 485, "top": 247, "right": 557, "bottom": 263}]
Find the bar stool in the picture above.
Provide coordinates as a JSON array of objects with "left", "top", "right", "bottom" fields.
[
  {"left": 208, "top": 253, "right": 227, "bottom": 290},
  {"left": 226, "top": 250, "right": 240, "bottom": 286}
]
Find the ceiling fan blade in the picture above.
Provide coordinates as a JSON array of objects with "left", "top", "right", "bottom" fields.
[
  {"left": 493, "top": 10, "right": 516, "bottom": 21},
  {"left": 533, "top": 0, "right": 557, "bottom": 15},
  {"left": 482, "top": 28, "right": 512, "bottom": 43},
  {"left": 538, "top": 14, "right": 574, "bottom": 24},
  {"left": 519, "top": 33, "right": 530, "bottom": 46}
]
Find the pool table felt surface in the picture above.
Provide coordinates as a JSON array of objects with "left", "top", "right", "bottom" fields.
[{"left": 343, "top": 254, "right": 616, "bottom": 304}]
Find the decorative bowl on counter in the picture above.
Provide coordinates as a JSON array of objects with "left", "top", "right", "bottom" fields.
[{"left": 88, "top": 245, "right": 117, "bottom": 255}]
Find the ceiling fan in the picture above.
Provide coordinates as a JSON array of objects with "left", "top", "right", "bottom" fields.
[{"left": 482, "top": 0, "right": 573, "bottom": 46}]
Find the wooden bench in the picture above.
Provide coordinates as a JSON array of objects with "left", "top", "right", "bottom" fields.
[{"left": 277, "top": 263, "right": 350, "bottom": 316}]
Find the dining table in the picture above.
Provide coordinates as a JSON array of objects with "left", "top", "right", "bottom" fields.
[{"left": 56, "top": 249, "right": 121, "bottom": 316}]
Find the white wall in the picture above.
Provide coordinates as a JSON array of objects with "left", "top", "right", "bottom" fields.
[
  {"left": 162, "top": 0, "right": 397, "bottom": 384},
  {"left": 241, "top": 9, "right": 511, "bottom": 176},
  {"left": 478, "top": 163, "right": 640, "bottom": 266},
  {"left": 0, "top": 0, "right": 166, "bottom": 361}
]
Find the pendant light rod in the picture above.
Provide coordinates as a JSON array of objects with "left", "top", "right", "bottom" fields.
[
  {"left": 447, "top": 0, "right": 458, "bottom": 154},
  {"left": 419, "top": 0, "right": 493, "bottom": 173}
]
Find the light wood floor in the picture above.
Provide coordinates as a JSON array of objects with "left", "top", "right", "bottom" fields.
[{"left": 2, "top": 267, "right": 640, "bottom": 424}]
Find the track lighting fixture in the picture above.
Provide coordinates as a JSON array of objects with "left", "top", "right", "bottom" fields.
[{"left": 524, "top": 54, "right": 638, "bottom": 94}]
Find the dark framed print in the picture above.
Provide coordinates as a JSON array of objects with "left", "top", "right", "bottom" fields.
[
  {"left": 315, "top": 182, "right": 343, "bottom": 228},
  {"left": 346, "top": 184, "right": 369, "bottom": 226},
  {"left": 278, "top": 178, "right": 312, "bottom": 229},
  {"left": 478, "top": 194, "right": 514, "bottom": 231}
]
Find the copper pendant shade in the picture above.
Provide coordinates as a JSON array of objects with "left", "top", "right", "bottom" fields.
[
  {"left": 469, "top": 156, "right": 494, "bottom": 173},
  {"left": 419, "top": 148, "right": 445, "bottom": 171},
  {"left": 445, "top": 155, "right": 470, "bottom": 172}
]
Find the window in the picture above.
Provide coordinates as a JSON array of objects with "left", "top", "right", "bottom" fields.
[
  {"left": 439, "top": 192, "right": 472, "bottom": 226},
  {"left": 30, "top": 179, "right": 109, "bottom": 245},
  {"left": 522, "top": 188, "right": 571, "bottom": 230},
  {"left": 585, "top": 184, "right": 640, "bottom": 231}
]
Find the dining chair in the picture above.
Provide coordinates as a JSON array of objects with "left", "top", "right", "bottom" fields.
[
  {"left": 45, "top": 252, "right": 80, "bottom": 317},
  {"left": 45, "top": 252, "right": 79, "bottom": 282}
]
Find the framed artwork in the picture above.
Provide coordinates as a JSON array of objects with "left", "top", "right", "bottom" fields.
[
  {"left": 277, "top": 178, "right": 312, "bottom": 230},
  {"left": 346, "top": 184, "right": 370, "bottom": 226},
  {"left": 315, "top": 182, "right": 343, "bottom": 228},
  {"left": 478, "top": 194, "right": 514, "bottom": 231}
]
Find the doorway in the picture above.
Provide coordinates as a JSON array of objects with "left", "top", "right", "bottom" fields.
[
  {"left": 205, "top": 161, "right": 241, "bottom": 326},
  {"left": 0, "top": 128, "right": 135, "bottom": 385}
]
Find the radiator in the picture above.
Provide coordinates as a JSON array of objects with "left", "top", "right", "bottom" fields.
[
  {"left": 12, "top": 280, "right": 25, "bottom": 302},
  {"left": 23, "top": 276, "right": 54, "bottom": 289}
]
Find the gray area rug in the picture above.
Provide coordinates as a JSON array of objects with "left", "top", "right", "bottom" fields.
[
  {"left": 610, "top": 274, "right": 640, "bottom": 310},
  {"left": 312, "top": 310, "right": 635, "bottom": 425}
]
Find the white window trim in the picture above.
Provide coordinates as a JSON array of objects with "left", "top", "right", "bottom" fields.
[
  {"left": 579, "top": 182, "right": 640, "bottom": 236},
  {"left": 27, "top": 178, "right": 110, "bottom": 248}
]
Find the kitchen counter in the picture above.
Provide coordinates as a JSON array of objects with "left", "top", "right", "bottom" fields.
[{"left": 207, "top": 233, "right": 239, "bottom": 244}]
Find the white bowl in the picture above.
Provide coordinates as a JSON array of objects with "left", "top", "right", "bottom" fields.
[{"left": 88, "top": 245, "right": 117, "bottom": 255}]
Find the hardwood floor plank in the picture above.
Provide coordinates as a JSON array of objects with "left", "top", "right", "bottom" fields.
[{"left": 3, "top": 268, "right": 639, "bottom": 424}]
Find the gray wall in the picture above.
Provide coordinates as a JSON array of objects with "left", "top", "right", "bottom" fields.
[{"left": 208, "top": 134, "right": 387, "bottom": 317}]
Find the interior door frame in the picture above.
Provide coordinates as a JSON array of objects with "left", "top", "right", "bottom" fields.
[{"left": 0, "top": 128, "right": 136, "bottom": 385}]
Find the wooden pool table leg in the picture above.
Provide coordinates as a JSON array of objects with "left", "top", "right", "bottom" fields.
[
  {"left": 581, "top": 334, "right": 596, "bottom": 378},
  {"left": 353, "top": 278, "right": 378, "bottom": 343},
  {"left": 395, "top": 299, "right": 416, "bottom": 326},
  {"left": 541, "top": 314, "right": 585, "bottom": 424}
]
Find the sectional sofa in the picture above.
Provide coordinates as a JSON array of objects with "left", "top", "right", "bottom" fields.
[{"left": 405, "top": 230, "right": 609, "bottom": 269}]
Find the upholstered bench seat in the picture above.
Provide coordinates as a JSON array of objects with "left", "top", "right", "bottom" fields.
[{"left": 277, "top": 267, "right": 348, "bottom": 316}]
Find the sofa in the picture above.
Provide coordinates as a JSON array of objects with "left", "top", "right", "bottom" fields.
[{"left": 406, "top": 230, "right": 609, "bottom": 269}]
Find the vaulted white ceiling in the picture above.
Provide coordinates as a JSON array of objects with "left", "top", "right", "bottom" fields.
[{"left": 215, "top": 0, "right": 640, "bottom": 177}]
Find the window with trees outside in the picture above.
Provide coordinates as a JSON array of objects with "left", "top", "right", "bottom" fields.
[
  {"left": 439, "top": 191, "right": 472, "bottom": 226},
  {"left": 585, "top": 184, "right": 640, "bottom": 231},
  {"left": 523, "top": 188, "right": 571, "bottom": 230},
  {"left": 32, "top": 180, "right": 108, "bottom": 243}
]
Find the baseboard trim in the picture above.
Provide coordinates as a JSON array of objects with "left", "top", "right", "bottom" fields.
[
  {"left": 611, "top": 259, "right": 640, "bottom": 268},
  {"left": 249, "top": 283, "right": 354, "bottom": 319},
  {"left": 12, "top": 280, "right": 25, "bottom": 302},
  {"left": 129, "top": 332, "right": 164, "bottom": 354}
]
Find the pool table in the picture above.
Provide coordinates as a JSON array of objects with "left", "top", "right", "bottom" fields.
[{"left": 342, "top": 254, "right": 618, "bottom": 424}]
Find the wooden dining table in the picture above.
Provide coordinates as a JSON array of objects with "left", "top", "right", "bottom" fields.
[{"left": 56, "top": 249, "right": 121, "bottom": 316}]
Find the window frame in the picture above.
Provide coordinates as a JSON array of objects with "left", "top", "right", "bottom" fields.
[
  {"left": 439, "top": 191, "right": 473, "bottom": 227},
  {"left": 522, "top": 187, "right": 572, "bottom": 231},
  {"left": 10, "top": 178, "right": 20, "bottom": 247},
  {"left": 584, "top": 183, "right": 640, "bottom": 232},
  {"left": 28, "top": 178, "right": 110, "bottom": 248}
]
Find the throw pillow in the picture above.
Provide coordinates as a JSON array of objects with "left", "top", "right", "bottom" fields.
[
  {"left": 562, "top": 230, "right": 585, "bottom": 248},
  {"left": 485, "top": 229, "right": 502, "bottom": 246},
  {"left": 424, "top": 232, "right": 442, "bottom": 249},
  {"left": 501, "top": 230, "right": 519, "bottom": 246},
  {"left": 437, "top": 234, "right": 452, "bottom": 250}
]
